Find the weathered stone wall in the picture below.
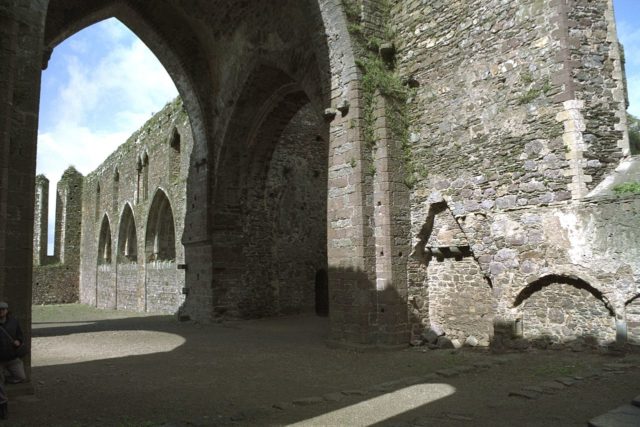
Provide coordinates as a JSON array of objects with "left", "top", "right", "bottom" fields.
[
  {"left": 521, "top": 282, "right": 616, "bottom": 346},
  {"left": 261, "top": 104, "right": 328, "bottom": 316},
  {"left": 389, "top": 0, "right": 636, "bottom": 348},
  {"left": 32, "top": 167, "right": 83, "bottom": 304},
  {"left": 427, "top": 257, "right": 494, "bottom": 345},
  {"left": 9, "top": 0, "right": 635, "bottom": 361},
  {"left": 78, "top": 98, "right": 190, "bottom": 314},
  {"left": 32, "top": 265, "right": 79, "bottom": 305}
]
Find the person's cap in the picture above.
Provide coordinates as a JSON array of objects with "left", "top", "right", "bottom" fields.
[{"left": 0, "top": 302, "right": 8, "bottom": 309}]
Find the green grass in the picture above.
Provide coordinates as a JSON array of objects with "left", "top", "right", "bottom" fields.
[{"left": 612, "top": 182, "right": 640, "bottom": 195}]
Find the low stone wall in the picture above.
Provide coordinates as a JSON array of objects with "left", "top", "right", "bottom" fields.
[
  {"left": 145, "top": 261, "right": 184, "bottom": 314},
  {"left": 116, "top": 263, "right": 139, "bottom": 311},
  {"left": 96, "top": 265, "right": 116, "bottom": 309},
  {"left": 32, "top": 264, "right": 79, "bottom": 304}
]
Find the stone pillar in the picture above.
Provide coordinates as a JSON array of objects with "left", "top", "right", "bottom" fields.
[
  {"left": 54, "top": 167, "right": 83, "bottom": 266},
  {"left": 33, "top": 175, "right": 49, "bottom": 266},
  {"left": 372, "top": 94, "right": 410, "bottom": 347},
  {"left": 0, "top": 0, "right": 48, "bottom": 382},
  {"left": 326, "top": 79, "right": 378, "bottom": 347}
]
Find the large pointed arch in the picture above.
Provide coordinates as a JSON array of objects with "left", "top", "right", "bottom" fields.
[
  {"left": 97, "top": 214, "right": 112, "bottom": 265},
  {"left": 117, "top": 203, "right": 137, "bottom": 263},
  {"left": 44, "top": 0, "right": 211, "bottom": 240},
  {"left": 145, "top": 189, "right": 176, "bottom": 262}
]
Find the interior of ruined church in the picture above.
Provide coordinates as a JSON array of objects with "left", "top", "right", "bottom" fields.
[{"left": 2, "top": 0, "right": 640, "bottom": 424}]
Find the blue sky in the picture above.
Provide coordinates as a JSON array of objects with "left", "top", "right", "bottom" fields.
[
  {"left": 614, "top": 0, "right": 640, "bottom": 117},
  {"left": 36, "top": 5, "right": 640, "bottom": 252},
  {"left": 38, "top": 19, "right": 177, "bottom": 253}
]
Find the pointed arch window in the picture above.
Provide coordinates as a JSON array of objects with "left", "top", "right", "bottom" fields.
[
  {"left": 117, "top": 204, "right": 138, "bottom": 263},
  {"left": 95, "top": 183, "right": 101, "bottom": 222},
  {"left": 97, "top": 215, "right": 112, "bottom": 265},
  {"left": 137, "top": 152, "right": 149, "bottom": 203},
  {"left": 168, "top": 127, "right": 181, "bottom": 181},
  {"left": 113, "top": 168, "right": 120, "bottom": 210},
  {"left": 145, "top": 190, "right": 176, "bottom": 262}
]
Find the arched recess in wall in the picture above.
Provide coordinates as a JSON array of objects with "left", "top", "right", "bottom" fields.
[
  {"left": 97, "top": 214, "right": 112, "bottom": 265},
  {"left": 624, "top": 293, "right": 640, "bottom": 345},
  {"left": 145, "top": 189, "right": 176, "bottom": 262},
  {"left": 212, "top": 62, "right": 329, "bottom": 317},
  {"left": 117, "top": 203, "right": 137, "bottom": 263},
  {"left": 513, "top": 274, "right": 615, "bottom": 345}
]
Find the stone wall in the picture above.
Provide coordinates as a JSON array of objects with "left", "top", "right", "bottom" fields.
[
  {"left": 32, "top": 167, "right": 83, "bottom": 304},
  {"left": 12, "top": 0, "right": 637, "bottom": 357},
  {"left": 388, "top": 0, "right": 637, "bottom": 348},
  {"left": 78, "top": 98, "right": 190, "bottom": 314}
]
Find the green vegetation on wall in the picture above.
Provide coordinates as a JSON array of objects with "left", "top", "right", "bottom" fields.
[
  {"left": 342, "top": 0, "right": 415, "bottom": 187},
  {"left": 613, "top": 182, "right": 640, "bottom": 195}
]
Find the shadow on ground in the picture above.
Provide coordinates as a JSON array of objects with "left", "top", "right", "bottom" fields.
[{"left": 8, "top": 305, "right": 640, "bottom": 426}]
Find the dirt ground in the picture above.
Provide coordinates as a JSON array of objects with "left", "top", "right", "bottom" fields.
[{"left": 6, "top": 304, "right": 640, "bottom": 426}]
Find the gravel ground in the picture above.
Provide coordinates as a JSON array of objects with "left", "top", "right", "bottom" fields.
[{"left": 5, "top": 304, "right": 640, "bottom": 426}]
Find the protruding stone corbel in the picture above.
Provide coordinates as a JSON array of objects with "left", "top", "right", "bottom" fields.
[
  {"left": 337, "top": 99, "right": 350, "bottom": 117},
  {"left": 323, "top": 108, "right": 338, "bottom": 122}
]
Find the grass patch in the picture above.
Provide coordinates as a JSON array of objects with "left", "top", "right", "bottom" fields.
[{"left": 613, "top": 182, "right": 640, "bottom": 195}]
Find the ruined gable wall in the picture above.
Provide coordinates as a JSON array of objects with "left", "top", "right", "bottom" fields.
[{"left": 32, "top": 168, "right": 83, "bottom": 305}]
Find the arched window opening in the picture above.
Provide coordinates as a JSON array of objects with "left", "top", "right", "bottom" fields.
[
  {"left": 97, "top": 215, "right": 112, "bottom": 265},
  {"left": 168, "top": 127, "right": 181, "bottom": 180},
  {"left": 136, "top": 157, "right": 143, "bottom": 204},
  {"left": 95, "top": 183, "right": 101, "bottom": 222},
  {"left": 142, "top": 152, "right": 149, "bottom": 201},
  {"left": 113, "top": 168, "right": 119, "bottom": 210},
  {"left": 117, "top": 204, "right": 137, "bottom": 263},
  {"left": 169, "top": 127, "right": 181, "bottom": 152},
  {"left": 145, "top": 190, "right": 176, "bottom": 262}
]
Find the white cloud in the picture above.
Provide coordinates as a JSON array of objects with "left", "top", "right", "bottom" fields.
[{"left": 37, "top": 19, "right": 178, "bottom": 253}]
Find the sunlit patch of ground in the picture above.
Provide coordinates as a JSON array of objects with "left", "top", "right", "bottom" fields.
[{"left": 33, "top": 330, "right": 186, "bottom": 367}]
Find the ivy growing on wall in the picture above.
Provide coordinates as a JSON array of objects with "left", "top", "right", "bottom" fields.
[{"left": 341, "top": 0, "right": 416, "bottom": 187}]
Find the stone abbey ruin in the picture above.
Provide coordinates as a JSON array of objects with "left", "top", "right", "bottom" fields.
[
  {"left": 2, "top": 0, "right": 640, "bottom": 370},
  {"left": 33, "top": 99, "right": 192, "bottom": 314}
]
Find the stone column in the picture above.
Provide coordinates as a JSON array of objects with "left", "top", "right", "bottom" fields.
[
  {"left": 0, "top": 0, "right": 48, "bottom": 382},
  {"left": 33, "top": 175, "right": 49, "bottom": 266},
  {"left": 372, "top": 94, "right": 410, "bottom": 347},
  {"left": 326, "top": 79, "right": 378, "bottom": 347}
]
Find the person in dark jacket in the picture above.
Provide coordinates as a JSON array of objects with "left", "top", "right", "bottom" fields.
[{"left": 0, "top": 301, "right": 25, "bottom": 419}]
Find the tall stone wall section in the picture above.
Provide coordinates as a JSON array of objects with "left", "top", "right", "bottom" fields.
[
  {"left": 79, "top": 98, "right": 191, "bottom": 314},
  {"left": 32, "top": 167, "right": 83, "bottom": 304},
  {"left": 391, "top": 0, "right": 637, "bottom": 348},
  {"left": 8, "top": 0, "right": 636, "bottom": 357}
]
